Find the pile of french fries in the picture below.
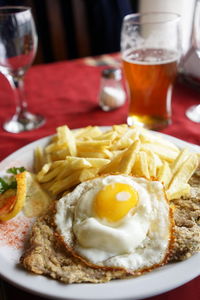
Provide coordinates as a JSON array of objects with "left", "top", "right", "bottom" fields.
[{"left": 34, "top": 124, "right": 199, "bottom": 200}]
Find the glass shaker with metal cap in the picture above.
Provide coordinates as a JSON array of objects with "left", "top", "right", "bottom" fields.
[{"left": 99, "top": 68, "right": 126, "bottom": 111}]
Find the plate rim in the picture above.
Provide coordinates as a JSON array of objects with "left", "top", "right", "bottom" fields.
[{"left": 0, "top": 127, "right": 199, "bottom": 300}]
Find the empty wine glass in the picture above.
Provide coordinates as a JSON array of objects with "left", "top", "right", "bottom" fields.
[
  {"left": 0, "top": 6, "right": 45, "bottom": 133},
  {"left": 185, "top": 0, "right": 200, "bottom": 123}
]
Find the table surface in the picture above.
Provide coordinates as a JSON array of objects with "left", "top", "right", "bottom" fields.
[{"left": 0, "top": 55, "right": 199, "bottom": 300}]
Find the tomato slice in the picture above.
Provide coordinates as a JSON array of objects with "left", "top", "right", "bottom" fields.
[
  {"left": 0, "top": 190, "right": 17, "bottom": 216},
  {"left": 0, "top": 172, "right": 26, "bottom": 222}
]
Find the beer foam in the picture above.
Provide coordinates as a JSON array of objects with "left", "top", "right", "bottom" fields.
[{"left": 123, "top": 48, "right": 179, "bottom": 65}]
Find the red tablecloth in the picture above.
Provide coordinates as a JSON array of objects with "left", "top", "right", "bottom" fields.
[{"left": 0, "top": 57, "right": 199, "bottom": 300}]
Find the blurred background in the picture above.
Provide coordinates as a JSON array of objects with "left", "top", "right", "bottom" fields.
[
  {"left": 0, "top": 0, "right": 198, "bottom": 79},
  {"left": 0, "top": 0, "right": 138, "bottom": 64}
]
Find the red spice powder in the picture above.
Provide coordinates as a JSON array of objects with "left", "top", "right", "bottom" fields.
[{"left": 0, "top": 216, "right": 31, "bottom": 249}]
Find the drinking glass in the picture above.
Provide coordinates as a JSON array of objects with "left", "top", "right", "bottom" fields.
[
  {"left": 0, "top": 6, "right": 45, "bottom": 133},
  {"left": 121, "top": 12, "right": 182, "bottom": 130},
  {"left": 186, "top": 0, "right": 200, "bottom": 123}
]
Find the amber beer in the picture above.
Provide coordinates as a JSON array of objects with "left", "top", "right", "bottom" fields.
[{"left": 123, "top": 48, "right": 178, "bottom": 129}]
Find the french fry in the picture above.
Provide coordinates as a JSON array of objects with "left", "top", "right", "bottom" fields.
[
  {"left": 78, "top": 150, "right": 112, "bottom": 159},
  {"left": 145, "top": 150, "right": 163, "bottom": 169},
  {"left": 55, "top": 157, "right": 92, "bottom": 180},
  {"left": 75, "top": 126, "right": 102, "bottom": 139},
  {"left": 65, "top": 156, "right": 92, "bottom": 168},
  {"left": 93, "top": 131, "right": 118, "bottom": 142},
  {"left": 57, "top": 125, "right": 77, "bottom": 156},
  {"left": 49, "top": 161, "right": 68, "bottom": 168},
  {"left": 83, "top": 158, "right": 110, "bottom": 168},
  {"left": 139, "top": 131, "right": 180, "bottom": 152},
  {"left": 77, "top": 140, "right": 111, "bottom": 152},
  {"left": 141, "top": 143, "right": 178, "bottom": 162},
  {"left": 132, "top": 151, "right": 150, "bottom": 179},
  {"left": 49, "top": 149, "right": 70, "bottom": 161},
  {"left": 56, "top": 168, "right": 75, "bottom": 181},
  {"left": 79, "top": 168, "right": 99, "bottom": 182},
  {"left": 32, "top": 124, "right": 199, "bottom": 201},
  {"left": 46, "top": 153, "right": 52, "bottom": 163},
  {"left": 36, "top": 163, "right": 51, "bottom": 181},
  {"left": 153, "top": 153, "right": 163, "bottom": 169},
  {"left": 117, "top": 140, "right": 141, "bottom": 174},
  {"left": 37, "top": 162, "right": 68, "bottom": 183},
  {"left": 157, "top": 161, "right": 172, "bottom": 188},
  {"left": 49, "top": 169, "right": 83, "bottom": 195},
  {"left": 99, "top": 150, "right": 125, "bottom": 174},
  {"left": 41, "top": 180, "right": 55, "bottom": 191},
  {"left": 37, "top": 161, "right": 65, "bottom": 179},
  {"left": 167, "top": 154, "right": 199, "bottom": 199},
  {"left": 166, "top": 183, "right": 191, "bottom": 200},
  {"left": 34, "top": 146, "right": 45, "bottom": 173},
  {"left": 146, "top": 152, "right": 157, "bottom": 178},
  {"left": 170, "top": 148, "right": 189, "bottom": 175},
  {"left": 112, "top": 124, "right": 128, "bottom": 134},
  {"left": 45, "top": 142, "right": 69, "bottom": 154},
  {"left": 111, "top": 128, "right": 140, "bottom": 150}
]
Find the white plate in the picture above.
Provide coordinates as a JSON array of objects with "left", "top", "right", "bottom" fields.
[{"left": 0, "top": 128, "right": 199, "bottom": 300}]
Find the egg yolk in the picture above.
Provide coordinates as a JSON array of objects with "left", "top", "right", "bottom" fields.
[{"left": 94, "top": 183, "right": 138, "bottom": 222}]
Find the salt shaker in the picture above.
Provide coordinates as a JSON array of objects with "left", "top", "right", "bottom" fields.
[{"left": 99, "top": 68, "right": 126, "bottom": 111}]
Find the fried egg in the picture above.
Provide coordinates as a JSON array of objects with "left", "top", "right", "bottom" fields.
[{"left": 55, "top": 175, "right": 173, "bottom": 274}]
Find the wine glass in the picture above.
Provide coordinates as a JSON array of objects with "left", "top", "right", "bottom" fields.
[
  {"left": 0, "top": 6, "right": 45, "bottom": 133},
  {"left": 185, "top": 0, "right": 200, "bottom": 123}
]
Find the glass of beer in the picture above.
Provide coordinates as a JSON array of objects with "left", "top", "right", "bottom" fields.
[{"left": 121, "top": 12, "right": 181, "bottom": 130}]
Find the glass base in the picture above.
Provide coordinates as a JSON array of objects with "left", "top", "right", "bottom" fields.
[
  {"left": 127, "top": 115, "right": 171, "bottom": 130},
  {"left": 185, "top": 105, "right": 200, "bottom": 123},
  {"left": 3, "top": 111, "right": 45, "bottom": 133}
]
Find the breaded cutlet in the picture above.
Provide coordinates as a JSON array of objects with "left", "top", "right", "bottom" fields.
[{"left": 20, "top": 167, "right": 200, "bottom": 283}]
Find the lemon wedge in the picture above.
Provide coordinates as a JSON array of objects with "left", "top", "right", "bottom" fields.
[
  {"left": 0, "top": 171, "right": 52, "bottom": 221},
  {"left": 20, "top": 171, "right": 52, "bottom": 218},
  {"left": 0, "top": 173, "right": 26, "bottom": 222}
]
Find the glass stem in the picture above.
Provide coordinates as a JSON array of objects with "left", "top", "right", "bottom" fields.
[{"left": 7, "top": 74, "right": 27, "bottom": 118}]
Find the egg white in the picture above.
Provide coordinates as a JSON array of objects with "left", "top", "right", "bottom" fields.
[{"left": 55, "top": 175, "right": 172, "bottom": 273}]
